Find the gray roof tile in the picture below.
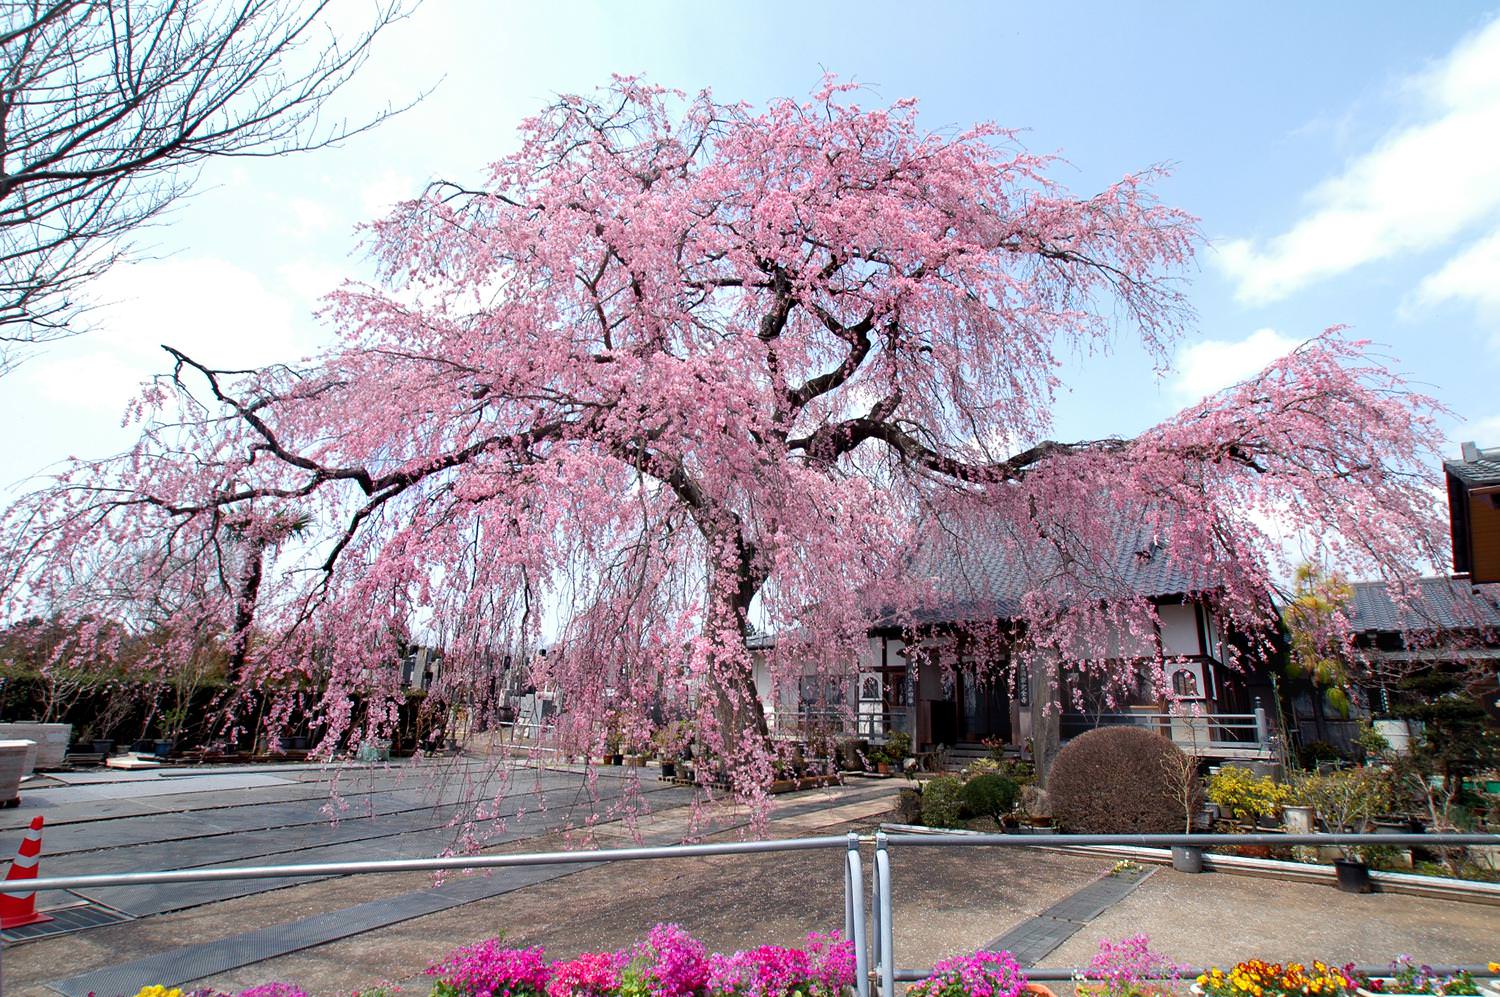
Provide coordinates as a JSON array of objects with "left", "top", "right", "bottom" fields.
[
  {"left": 907, "top": 515, "right": 1210, "bottom": 624},
  {"left": 1347, "top": 576, "right": 1500, "bottom": 633}
]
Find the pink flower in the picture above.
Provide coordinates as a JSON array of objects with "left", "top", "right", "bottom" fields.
[
  {"left": 548, "top": 951, "right": 627, "bottom": 997},
  {"left": 907, "top": 951, "right": 1027, "bottom": 997},
  {"left": 427, "top": 939, "right": 552, "bottom": 997}
]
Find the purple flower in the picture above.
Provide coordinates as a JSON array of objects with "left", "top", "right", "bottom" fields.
[
  {"left": 1083, "top": 935, "right": 1185, "bottom": 996},
  {"left": 236, "top": 986, "right": 309, "bottom": 997},
  {"left": 907, "top": 951, "right": 1027, "bottom": 997},
  {"left": 427, "top": 939, "right": 553, "bottom": 997}
]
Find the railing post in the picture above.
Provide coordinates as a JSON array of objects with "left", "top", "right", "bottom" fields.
[
  {"left": 875, "top": 831, "right": 895, "bottom": 997},
  {"left": 847, "top": 834, "right": 869, "bottom": 997},
  {"left": 869, "top": 833, "right": 882, "bottom": 983},
  {"left": 843, "top": 832, "right": 855, "bottom": 943},
  {"left": 1253, "top": 703, "right": 1269, "bottom": 747}
]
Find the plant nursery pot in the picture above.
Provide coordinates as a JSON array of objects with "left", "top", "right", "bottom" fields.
[
  {"left": 659, "top": 761, "right": 676, "bottom": 778},
  {"left": 0, "top": 723, "right": 71, "bottom": 769},
  {"left": 0, "top": 740, "right": 34, "bottom": 804},
  {"left": 1357, "top": 984, "right": 1459, "bottom": 997},
  {"left": 91, "top": 739, "right": 115, "bottom": 755},
  {"left": 610, "top": 754, "right": 623, "bottom": 765},
  {"left": 1171, "top": 845, "right": 1205, "bottom": 874},
  {"left": 1282, "top": 804, "right": 1315, "bottom": 834},
  {"left": 1333, "top": 857, "right": 1373, "bottom": 894},
  {"left": 1022, "top": 985, "right": 1059, "bottom": 997}
]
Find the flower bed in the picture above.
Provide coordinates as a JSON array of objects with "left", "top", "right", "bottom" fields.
[{"left": 112, "top": 935, "right": 1500, "bottom": 997}]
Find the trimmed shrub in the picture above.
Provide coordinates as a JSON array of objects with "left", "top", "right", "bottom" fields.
[
  {"left": 1046, "top": 726, "right": 1199, "bottom": 834},
  {"left": 959, "top": 772, "right": 1019, "bottom": 819},
  {"left": 1206, "top": 765, "right": 1288, "bottom": 824},
  {"left": 920, "top": 775, "right": 964, "bottom": 828}
]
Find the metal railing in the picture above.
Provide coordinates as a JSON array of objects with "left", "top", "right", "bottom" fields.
[
  {"left": 867, "top": 829, "right": 1500, "bottom": 997},
  {"left": 1061, "top": 708, "right": 1271, "bottom": 751},
  {"left": 7, "top": 829, "right": 1500, "bottom": 997}
]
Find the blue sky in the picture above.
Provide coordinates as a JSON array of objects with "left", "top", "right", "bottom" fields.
[{"left": 5, "top": 2, "right": 1500, "bottom": 487}]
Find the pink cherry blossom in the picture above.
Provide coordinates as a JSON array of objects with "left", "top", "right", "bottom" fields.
[{"left": 0, "top": 77, "right": 1448, "bottom": 806}]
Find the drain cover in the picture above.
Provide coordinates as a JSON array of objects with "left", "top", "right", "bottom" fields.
[{"left": 2, "top": 900, "right": 132, "bottom": 942}]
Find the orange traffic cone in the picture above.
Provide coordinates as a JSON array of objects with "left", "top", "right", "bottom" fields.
[{"left": 0, "top": 815, "right": 52, "bottom": 929}]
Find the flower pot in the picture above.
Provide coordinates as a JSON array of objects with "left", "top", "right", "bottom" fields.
[
  {"left": 0, "top": 740, "right": 34, "bottom": 804},
  {"left": 0, "top": 723, "right": 71, "bottom": 769},
  {"left": 92, "top": 739, "right": 115, "bottom": 755},
  {"left": 1023, "top": 985, "right": 1058, "bottom": 997},
  {"left": 1333, "top": 857, "right": 1373, "bottom": 893},
  {"left": 1171, "top": 845, "right": 1205, "bottom": 874},
  {"left": 660, "top": 761, "right": 676, "bottom": 778},
  {"left": 610, "top": 753, "right": 623, "bottom": 765},
  {"left": 1283, "top": 804, "right": 1315, "bottom": 834}
]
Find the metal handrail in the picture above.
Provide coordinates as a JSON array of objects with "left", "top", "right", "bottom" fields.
[
  {"left": 21, "top": 834, "right": 850, "bottom": 894},
  {"left": 869, "top": 830, "right": 1500, "bottom": 997},
  {"left": 10, "top": 826, "right": 1500, "bottom": 996}
]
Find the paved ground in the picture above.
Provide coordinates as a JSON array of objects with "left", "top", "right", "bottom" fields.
[{"left": 0, "top": 760, "right": 1495, "bottom": 996}]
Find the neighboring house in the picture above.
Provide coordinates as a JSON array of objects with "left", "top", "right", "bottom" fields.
[
  {"left": 1279, "top": 576, "right": 1500, "bottom": 755},
  {"left": 756, "top": 518, "right": 1281, "bottom": 771},
  {"left": 1447, "top": 442, "right": 1500, "bottom": 585}
]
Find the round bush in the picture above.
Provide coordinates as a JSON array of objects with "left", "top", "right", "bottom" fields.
[
  {"left": 920, "top": 775, "right": 964, "bottom": 828},
  {"left": 959, "top": 772, "right": 1019, "bottom": 819},
  {"left": 1046, "top": 726, "right": 1200, "bottom": 834}
]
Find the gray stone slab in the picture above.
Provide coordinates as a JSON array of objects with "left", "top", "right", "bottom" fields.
[
  {"left": 983, "top": 867, "right": 1155, "bottom": 966},
  {"left": 1036, "top": 868, "right": 1152, "bottom": 924},
  {"left": 986, "top": 915, "right": 1083, "bottom": 966}
]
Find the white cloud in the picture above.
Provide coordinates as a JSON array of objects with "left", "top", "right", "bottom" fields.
[
  {"left": 1452, "top": 413, "right": 1500, "bottom": 452},
  {"left": 1171, "top": 327, "right": 1299, "bottom": 402},
  {"left": 24, "top": 257, "right": 328, "bottom": 418},
  {"left": 1415, "top": 228, "right": 1500, "bottom": 313},
  {"left": 279, "top": 196, "right": 337, "bottom": 240},
  {"left": 360, "top": 169, "right": 418, "bottom": 220},
  {"left": 1217, "top": 15, "right": 1500, "bottom": 305}
]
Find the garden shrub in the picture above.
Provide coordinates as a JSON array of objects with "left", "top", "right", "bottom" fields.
[
  {"left": 920, "top": 775, "right": 964, "bottom": 827},
  {"left": 1206, "top": 766, "right": 1288, "bottom": 825},
  {"left": 1046, "top": 726, "right": 1197, "bottom": 834},
  {"left": 959, "top": 772, "right": 1019, "bottom": 819}
]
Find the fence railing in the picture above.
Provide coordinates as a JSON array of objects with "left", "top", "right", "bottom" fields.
[
  {"left": 1060, "top": 708, "right": 1271, "bottom": 752},
  {"left": 868, "top": 830, "right": 1500, "bottom": 997},
  {"left": 8, "top": 829, "right": 1500, "bottom": 997}
]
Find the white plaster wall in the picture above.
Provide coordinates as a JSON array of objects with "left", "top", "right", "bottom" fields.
[{"left": 1159, "top": 604, "right": 1203, "bottom": 656}]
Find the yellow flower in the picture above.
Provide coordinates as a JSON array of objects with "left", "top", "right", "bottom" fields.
[{"left": 131, "top": 988, "right": 183, "bottom": 997}]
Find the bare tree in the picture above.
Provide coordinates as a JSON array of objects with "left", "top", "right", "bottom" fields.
[{"left": 0, "top": 0, "right": 419, "bottom": 371}]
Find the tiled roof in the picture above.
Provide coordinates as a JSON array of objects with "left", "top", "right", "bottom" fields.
[
  {"left": 907, "top": 515, "right": 1211, "bottom": 624},
  {"left": 1346, "top": 576, "right": 1500, "bottom": 633},
  {"left": 1445, "top": 452, "right": 1500, "bottom": 487}
]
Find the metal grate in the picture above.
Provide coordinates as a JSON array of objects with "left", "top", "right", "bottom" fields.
[{"left": 3, "top": 900, "right": 132, "bottom": 942}]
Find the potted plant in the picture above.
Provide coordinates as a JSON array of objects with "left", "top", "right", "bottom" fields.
[
  {"left": 1075, "top": 934, "right": 1184, "bottom": 997},
  {"left": 908, "top": 950, "right": 1032, "bottom": 997},
  {"left": 1289, "top": 766, "right": 1391, "bottom": 893},
  {"left": 884, "top": 730, "right": 912, "bottom": 773},
  {"left": 1355, "top": 958, "right": 1484, "bottom": 997},
  {"left": 1194, "top": 961, "right": 1356, "bottom": 997},
  {"left": 1205, "top": 766, "right": 1289, "bottom": 830}
]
